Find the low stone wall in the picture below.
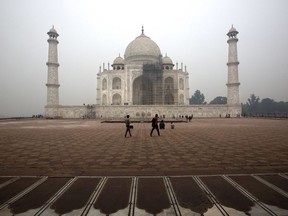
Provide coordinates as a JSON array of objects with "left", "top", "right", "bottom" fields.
[
  {"left": 95, "top": 105, "right": 238, "bottom": 119},
  {"left": 45, "top": 105, "right": 87, "bottom": 118},
  {"left": 45, "top": 104, "right": 241, "bottom": 119}
]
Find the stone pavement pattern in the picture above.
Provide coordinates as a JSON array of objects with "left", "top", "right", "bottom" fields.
[
  {"left": 0, "top": 118, "right": 287, "bottom": 176},
  {"left": 1, "top": 118, "right": 288, "bottom": 215}
]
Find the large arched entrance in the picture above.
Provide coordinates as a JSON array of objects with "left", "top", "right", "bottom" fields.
[{"left": 133, "top": 75, "right": 153, "bottom": 105}]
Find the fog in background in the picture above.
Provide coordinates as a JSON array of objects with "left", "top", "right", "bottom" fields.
[{"left": 0, "top": 0, "right": 287, "bottom": 117}]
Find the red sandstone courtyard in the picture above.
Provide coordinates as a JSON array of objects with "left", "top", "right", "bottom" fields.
[{"left": 0, "top": 118, "right": 287, "bottom": 215}]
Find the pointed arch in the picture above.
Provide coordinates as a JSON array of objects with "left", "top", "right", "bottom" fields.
[
  {"left": 164, "top": 77, "right": 174, "bottom": 90},
  {"left": 102, "top": 78, "right": 107, "bottom": 90},
  {"left": 112, "top": 77, "right": 121, "bottom": 89},
  {"left": 112, "top": 93, "right": 121, "bottom": 105},
  {"left": 133, "top": 75, "right": 153, "bottom": 105}
]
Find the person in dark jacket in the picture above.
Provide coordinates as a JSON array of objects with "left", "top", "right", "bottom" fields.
[
  {"left": 150, "top": 114, "right": 160, "bottom": 136},
  {"left": 125, "top": 115, "right": 132, "bottom": 137}
]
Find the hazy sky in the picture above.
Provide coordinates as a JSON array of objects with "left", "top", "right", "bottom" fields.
[{"left": 0, "top": 0, "right": 287, "bottom": 117}]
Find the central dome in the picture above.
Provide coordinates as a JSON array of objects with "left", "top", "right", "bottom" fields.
[{"left": 124, "top": 33, "right": 161, "bottom": 64}]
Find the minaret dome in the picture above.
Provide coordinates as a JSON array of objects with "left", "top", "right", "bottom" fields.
[
  {"left": 227, "top": 25, "right": 238, "bottom": 38},
  {"left": 47, "top": 25, "right": 59, "bottom": 39}
]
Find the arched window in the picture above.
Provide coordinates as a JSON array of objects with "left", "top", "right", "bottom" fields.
[
  {"left": 102, "top": 94, "right": 107, "bottom": 105},
  {"left": 179, "top": 78, "right": 184, "bottom": 90},
  {"left": 164, "top": 77, "right": 174, "bottom": 90},
  {"left": 102, "top": 78, "right": 107, "bottom": 90},
  {"left": 112, "top": 77, "right": 121, "bottom": 89},
  {"left": 112, "top": 93, "right": 121, "bottom": 105}
]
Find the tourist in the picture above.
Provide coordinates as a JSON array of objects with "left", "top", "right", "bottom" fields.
[
  {"left": 159, "top": 120, "right": 165, "bottom": 129},
  {"left": 150, "top": 114, "right": 160, "bottom": 136},
  {"left": 124, "top": 115, "right": 132, "bottom": 137}
]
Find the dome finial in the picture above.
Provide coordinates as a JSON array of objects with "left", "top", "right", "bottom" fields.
[{"left": 141, "top": 25, "right": 144, "bottom": 35}]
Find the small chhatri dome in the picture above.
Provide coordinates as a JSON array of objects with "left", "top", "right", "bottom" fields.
[
  {"left": 112, "top": 54, "right": 124, "bottom": 70},
  {"left": 124, "top": 27, "right": 161, "bottom": 63},
  {"left": 162, "top": 54, "right": 173, "bottom": 65},
  {"left": 47, "top": 25, "right": 59, "bottom": 38},
  {"left": 113, "top": 55, "right": 124, "bottom": 65},
  {"left": 49, "top": 26, "right": 58, "bottom": 34},
  {"left": 227, "top": 25, "right": 238, "bottom": 38}
]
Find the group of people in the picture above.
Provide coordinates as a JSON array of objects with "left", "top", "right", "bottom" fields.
[{"left": 124, "top": 114, "right": 161, "bottom": 138}]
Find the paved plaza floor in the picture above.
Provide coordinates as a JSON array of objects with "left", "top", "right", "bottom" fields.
[
  {"left": 0, "top": 118, "right": 288, "bottom": 215},
  {"left": 0, "top": 118, "right": 287, "bottom": 176}
]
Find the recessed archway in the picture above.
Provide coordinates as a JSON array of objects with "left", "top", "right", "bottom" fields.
[{"left": 133, "top": 75, "right": 153, "bottom": 105}]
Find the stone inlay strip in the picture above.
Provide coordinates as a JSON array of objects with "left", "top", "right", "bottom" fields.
[
  {"left": 230, "top": 175, "right": 288, "bottom": 213},
  {"left": 34, "top": 177, "right": 77, "bottom": 216},
  {"left": 0, "top": 177, "right": 19, "bottom": 189},
  {"left": 50, "top": 177, "right": 101, "bottom": 215},
  {"left": 223, "top": 175, "right": 278, "bottom": 216},
  {"left": 0, "top": 177, "right": 42, "bottom": 209},
  {"left": 253, "top": 175, "right": 288, "bottom": 199},
  {"left": 164, "top": 177, "right": 181, "bottom": 215},
  {"left": 8, "top": 177, "right": 70, "bottom": 215},
  {"left": 193, "top": 176, "right": 229, "bottom": 216},
  {"left": 169, "top": 176, "right": 214, "bottom": 214},
  {"left": 258, "top": 174, "right": 288, "bottom": 193},
  {"left": 81, "top": 177, "right": 106, "bottom": 216},
  {"left": 128, "top": 177, "right": 137, "bottom": 216},
  {"left": 201, "top": 175, "right": 263, "bottom": 215}
]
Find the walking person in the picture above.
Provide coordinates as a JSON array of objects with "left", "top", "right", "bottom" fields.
[
  {"left": 150, "top": 114, "right": 160, "bottom": 136},
  {"left": 124, "top": 115, "right": 132, "bottom": 137}
]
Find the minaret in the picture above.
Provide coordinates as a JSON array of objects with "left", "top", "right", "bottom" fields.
[
  {"left": 46, "top": 26, "right": 60, "bottom": 107},
  {"left": 226, "top": 25, "right": 240, "bottom": 108}
]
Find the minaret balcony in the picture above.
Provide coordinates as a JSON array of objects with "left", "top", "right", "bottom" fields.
[
  {"left": 46, "top": 83, "right": 60, "bottom": 87},
  {"left": 226, "top": 82, "right": 240, "bottom": 87},
  {"left": 46, "top": 62, "right": 60, "bottom": 67},
  {"left": 226, "top": 61, "right": 239, "bottom": 66}
]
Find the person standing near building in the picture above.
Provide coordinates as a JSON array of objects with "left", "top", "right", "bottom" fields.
[
  {"left": 150, "top": 114, "right": 160, "bottom": 136},
  {"left": 125, "top": 115, "right": 132, "bottom": 137}
]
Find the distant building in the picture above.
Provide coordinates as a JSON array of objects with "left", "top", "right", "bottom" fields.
[{"left": 45, "top": 26, "right": 241, "bottom": 119}]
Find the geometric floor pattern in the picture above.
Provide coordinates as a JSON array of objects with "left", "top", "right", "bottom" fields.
[
  {"left": 1, "top": 118, "right": 288, "bottom": 215},
  {"left": 1, "top": 174, "right": 288, "bottom": 215}
]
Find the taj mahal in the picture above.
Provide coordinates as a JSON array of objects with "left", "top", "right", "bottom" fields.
[{"left": 45, "top": 26, "right": 241, "bottom": 119}]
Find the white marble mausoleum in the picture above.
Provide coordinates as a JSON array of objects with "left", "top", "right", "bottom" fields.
[{"left": 45, "top": 26, "right": 241, "bottom": 119}]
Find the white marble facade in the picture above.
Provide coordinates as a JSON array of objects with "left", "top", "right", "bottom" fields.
[{"left": 97, "top": 29, "right": 190, "bottom": 107}]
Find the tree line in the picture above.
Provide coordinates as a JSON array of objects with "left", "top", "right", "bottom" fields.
[
  {"left": 242, "top": 94, "right": 288, "bottom": 117},
  {"left": 189, "top": 90, "right": 288, "bottom": 117},
  {"left": 189, "top": 90, "right": 227, "bottom": 105}
]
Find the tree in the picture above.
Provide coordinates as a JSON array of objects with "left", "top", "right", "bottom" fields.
[
  {"left": 190, "top": 90, "right": 206, "bottom": 104},
  {"left": 260, "top": 98, "right": 276, "bottom": 114},
  {"left": 242, "top": 94, "right": 288, "bottom": 117},
  {"left": 247, "top": 94, "right": 260, "bottom": 114},
  {"left": 209, "top": 96, "right": 227, "bottom": 104}
]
